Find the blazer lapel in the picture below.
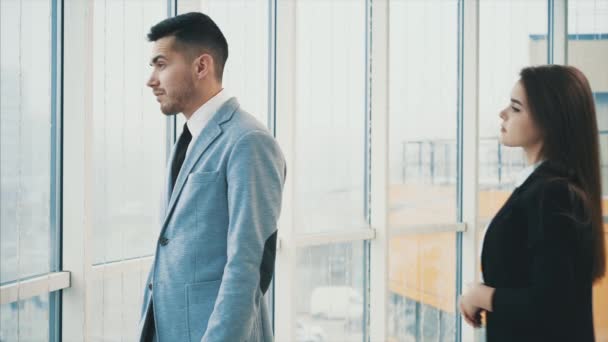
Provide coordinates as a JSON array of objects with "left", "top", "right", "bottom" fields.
[
  {"left": 163, "top": 137, "right": 180, "bottom": 215},
  {"left": 160, "top": 97, "right": 240, "bottom": 230}
]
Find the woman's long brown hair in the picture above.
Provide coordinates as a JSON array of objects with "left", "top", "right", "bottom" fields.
[{"left": 520, "top": 64, "right": 605, "bottom": 282}]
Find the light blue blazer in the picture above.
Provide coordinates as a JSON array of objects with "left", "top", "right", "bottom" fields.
[{"left": 137, "top": 98, "right": 286, "bottom": 342}]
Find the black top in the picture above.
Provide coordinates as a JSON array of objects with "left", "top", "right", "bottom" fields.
[{"left": 481, "top": 161, "right": 595, "bottom": 342}]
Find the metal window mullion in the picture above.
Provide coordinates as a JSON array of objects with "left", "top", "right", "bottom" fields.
[
  {"left": 50, "top": 0, "right": 64, "bottom": 340},
  {"left": 459, "top": 0, "right": 480, "bottom": 341},
  {"left": 548, "top": 0, "right": 568, "bottom": 64},
  {"left": 273, "top": 0, "right": 297, "bottom": 340},
  {"left": 389, "top": 223, "right": 466, "bottom": 237},
  {"left": 267, "top": 0, "right": 277, "bottom": 135},
  {"left": 167, "top": 0, "right": 177, "bottom": 152},
  {"left": 292, "top": 229, "right": 376, "bottom": 248},
  {"left": 363, "top": 0, "right": 372, "bottom": 338},
  {"left": 265, "top": 0, "right": 278, "bottom": 331},
  {"left": 369, "top": 0, "right": 390, "bottom": 340},
  {"left": 90, "top": 257, "right": 154, "bottom": 279},
  {"left": 1, "top": 272, "right": 71, "bottom": 306},
  {"left": 61, "top": 0, "right": 99, "bottom": 340}
]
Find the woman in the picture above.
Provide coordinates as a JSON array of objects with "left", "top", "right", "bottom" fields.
[{"left": 459, "top": 65, "right": 605, "bottom": 341}]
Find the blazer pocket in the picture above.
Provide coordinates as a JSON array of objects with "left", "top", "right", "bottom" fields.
[
  {"left": 185, "top": 279, "right": 222, "bottom": 342},
  {"left": 188, "top": 171, "right": 220, "bottom": 184}
]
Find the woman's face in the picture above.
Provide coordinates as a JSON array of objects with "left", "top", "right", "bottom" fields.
[{"left": 499, "top": 81, "right": 543, "bottom": 150}]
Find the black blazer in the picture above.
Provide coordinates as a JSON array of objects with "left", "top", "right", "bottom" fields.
[{"left": 481, "top": 161, "right": 596, "bottom": 342}]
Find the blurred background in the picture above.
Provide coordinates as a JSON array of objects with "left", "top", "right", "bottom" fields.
[{"left": 1, "top": 0, "right": 606, "bottom": 341}]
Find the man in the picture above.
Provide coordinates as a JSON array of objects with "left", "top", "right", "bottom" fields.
[{"left": 137, "top": 12, "right": 285, "bottom": 342}]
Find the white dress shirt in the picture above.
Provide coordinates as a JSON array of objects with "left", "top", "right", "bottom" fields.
[
  {"left": 185, "top": 88, "right": 231, "bottom": 158},
  {"left": 513, "top": 159, "right": 544, "bottom": 188}
]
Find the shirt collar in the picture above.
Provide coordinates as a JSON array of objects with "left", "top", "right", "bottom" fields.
[
  {"left": 186, "top": 88, "right": 230, "bottom": 141},
  {"left": 515, "top": 159, "right": 545, "bottom": 188}
]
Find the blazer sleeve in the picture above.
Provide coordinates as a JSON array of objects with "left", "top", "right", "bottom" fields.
[
  {"left": 202, "top": 130, "right": 286, "bottom": 342},
  {"left": 491, "top": 180, "right": 582, "bottom": 331}
]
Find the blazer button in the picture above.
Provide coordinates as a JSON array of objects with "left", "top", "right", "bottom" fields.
[
  {"left": 159, "top": 237, "right": 169, "bottom": 246},
  {"left": 148, "top": 283, "right": 153, "bottom": 290}
]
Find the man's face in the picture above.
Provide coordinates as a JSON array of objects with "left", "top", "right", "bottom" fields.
[{"left": 147, "top": 36, "right": 195, "bottom": 115}]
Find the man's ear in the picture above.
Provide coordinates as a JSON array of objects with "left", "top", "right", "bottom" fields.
[{"left": 194, "top": 53, "right": 214, "bottom": 80}]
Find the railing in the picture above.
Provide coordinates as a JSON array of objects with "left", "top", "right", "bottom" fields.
[{"left": 399, "top": 132, "right": 608, "bottom": 192}]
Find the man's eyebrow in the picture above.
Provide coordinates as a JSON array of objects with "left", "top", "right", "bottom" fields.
[{"left": 149, "top": 55, "right": 167, "bottom": 66}]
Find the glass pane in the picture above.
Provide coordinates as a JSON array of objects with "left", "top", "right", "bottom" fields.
[
  {"left": 102, "top": 274, "right": 123, "bottom": 341},
  {"left": 87, "top": 267, "right": 104, "bottom": 339},
  {"left": 90, "top": 0, "right": 167, "bottom": 265},
  {"left": 599, "top": 105, "right": 608, "bottom": 195},
  {"left": 86, "top": 0, "right": 166, "bottom": 340},
  {"left": 477, "top": 0, "right": 547, "bottom": 227},
  {"left": 388, "top": 0, "right": 459, "bottom": 226},
  {"left": 603, "top": 131, "right": 608, "bottom": 242},
  {"left": 177, "top": 0, "right": 270, "bottom": 126},
  {"left": 0, "top": 0, "right": 52, "bottom": 284},
  {"left": 477, "top": 2, "right": 548, "bottom": 338},
  {"left": 87, "top": 263, "right": 149, "bottom": 341},
  {"left": 567, "top": 1, "right": 608, "bottom": 339},
  {"left": 567, "top": 0, "right": 608, "bottom": 194},
  {"left": 296, "top": 242, "right": 366, "bottom": 342},
  {"left": 122, "top": 269, "right": 145, "bottom": 338},
  {"left": 0, "top": 299, "right": 17, "bottom": 342},
  {"left": 293, "top": 1, "right": 368, "bottom": 233},
  {"left": 0, "top": 295, "right": 49, "bottom": 341},
  {"left": 388, "top": 232, "right": 456, "bottom": 341}
]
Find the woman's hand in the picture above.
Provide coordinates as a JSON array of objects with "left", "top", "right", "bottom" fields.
[
  {"left": 459, "top": 292, "right": 482, "bottom": 328},
  {"left": 459, "top": 283, "right": 496, "bottom": 328}
]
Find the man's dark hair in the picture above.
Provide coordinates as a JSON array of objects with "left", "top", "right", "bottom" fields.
[{"left": 148, "top": 12, "right": 228, "bottom": 81}]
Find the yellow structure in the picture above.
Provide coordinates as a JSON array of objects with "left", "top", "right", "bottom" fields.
[{"left": 388, "top": 185, "right": 608, "bottom": 340}]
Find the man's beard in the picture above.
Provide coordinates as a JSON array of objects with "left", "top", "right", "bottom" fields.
[{"left": 160, "top": 84, "right": 195, "bottom": 115}]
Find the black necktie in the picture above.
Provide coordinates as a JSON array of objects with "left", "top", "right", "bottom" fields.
[{"left": 171, "top": 123, "right": 192, "bottom": 190}]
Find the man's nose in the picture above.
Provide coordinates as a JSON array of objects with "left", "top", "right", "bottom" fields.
[{"left": 147, "top": 73, "right": 158, "bottom": 88}]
